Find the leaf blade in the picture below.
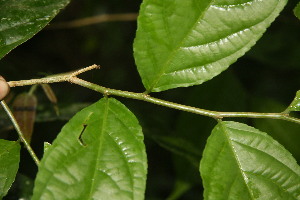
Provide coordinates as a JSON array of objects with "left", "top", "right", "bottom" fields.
[
  {"left": 32, "top": 98, "right": 147, "bottom": 200},
  {"left": 200, "top": 121, "right": 300, "bottom": 200},
  {"left": 134, "top": 0, "right": 288, "bottom": 92},
  {"left": 0, "top": 0, "right": 71, "bottom": 59},
  {"left": 0, "top": 139, "right": 21, "bottom": 199}
]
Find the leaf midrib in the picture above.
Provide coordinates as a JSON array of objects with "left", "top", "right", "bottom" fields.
[
  {"left": 86, "top": 98, "right": 109, "bottom": 199},
  {"left": 220, "top": 122, "right": 256, "bottom": 200},
  {"left": 148, "top": 0, "right": 213, "bottom": 92}
]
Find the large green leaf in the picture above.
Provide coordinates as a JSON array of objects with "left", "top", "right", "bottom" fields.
[
  {"left": 200, "top": 121, "right": 300, "bottom": 200},
  {"left": 0, "top": 139, "right": 21, "bottom": 199},
  {"left": 0, "top": 0, "right": 71, "bottom": 59},
  {"left": 32, "top": 98, "right": 147, "bottom": 200},
  {"left": 134, "top": 0, "right": 288, "bottom": 92}
]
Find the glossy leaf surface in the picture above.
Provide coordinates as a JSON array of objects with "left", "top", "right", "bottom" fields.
[
  {"left": 32, "top": 98, "right": 147, "bottom": 200},
  {"left": 0, "top": 0, "right": 70, "bottom": 59},
  {"left": 200, "top": 121, "right": 300, "bottom": 200},
  {"left": 0, "top": 139, "right": 20, "bottom": 199},
  {"left": 288, "top": 90, "right": 300, "bottom": 112},
  {"left": 134, "top": 0, "right": 288, "bottom": 92}
]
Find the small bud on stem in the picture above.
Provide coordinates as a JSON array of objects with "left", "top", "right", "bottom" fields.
[{"left": 0, "top": 76, "right": 10, "bottom": 100}]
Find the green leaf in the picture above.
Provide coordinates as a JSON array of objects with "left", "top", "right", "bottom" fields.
[
  {"left": 294, "top": 2, "right": 300, "bottom": 20},
  {"left": 134, "top": 0, "right": 288, "bottom": 92},
  {"left": 200, "top": 121, "right": 300, "bottom": 200},
  {"left": 0, "top": 139, "right": 21, "bottom": 199},
  {"left": 288, "top": 90, "right": 300, "bottom": 112},
  {"left": 32, "top": 98, "right": 147, "bottom": 200},
  {"left": 0, "top": 0, "right": 71, "bottom": 59}
]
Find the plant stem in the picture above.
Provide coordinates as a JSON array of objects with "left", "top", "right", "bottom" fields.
[
  {"left": 0, "top": 100, "right": 40, "bottom": 166},
  {"left": 70, "top": 77, "right": 300, "bottom": 124},
  {"left": 6, "top": 65, "right": 300, "bottom": 125},
  {"left": 48, "top": 13, "right": 138, "bottom": 29}
]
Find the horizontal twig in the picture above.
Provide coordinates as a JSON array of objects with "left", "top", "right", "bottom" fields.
[{"left": 6, "top": 65, "right": 300, "bottom": 125}]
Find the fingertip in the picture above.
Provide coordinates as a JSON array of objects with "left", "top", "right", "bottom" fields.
[{"left": 0, "top": 76, "right": 10, "bottom": 100}]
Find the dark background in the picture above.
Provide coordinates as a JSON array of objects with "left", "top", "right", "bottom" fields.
[{"left": 1, "top": 0, "right": 300, "bottom": 199}]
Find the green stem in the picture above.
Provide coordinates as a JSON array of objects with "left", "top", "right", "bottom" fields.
[
  {"left": 70, "top": 77, "right": 300, "bottom": 125},
  {"left": 6, "top": 66, "right": 300, "bottom": 126},
  {"left": 70, "top": 77, "right": 218, "bottom": 117},
  {"left": 0, "top": 100, "right": 40, "bottom": 166}
]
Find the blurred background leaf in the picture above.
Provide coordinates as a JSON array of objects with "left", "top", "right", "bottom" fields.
[
  {"left": 294, "top": 1, "right": 300, "bottom": 20},
  {"left": 0, "top": 0, "right": 71, "bottom": 59},
  {"left": 5, "top": 173, "right": 34, "bottom": 200}
]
